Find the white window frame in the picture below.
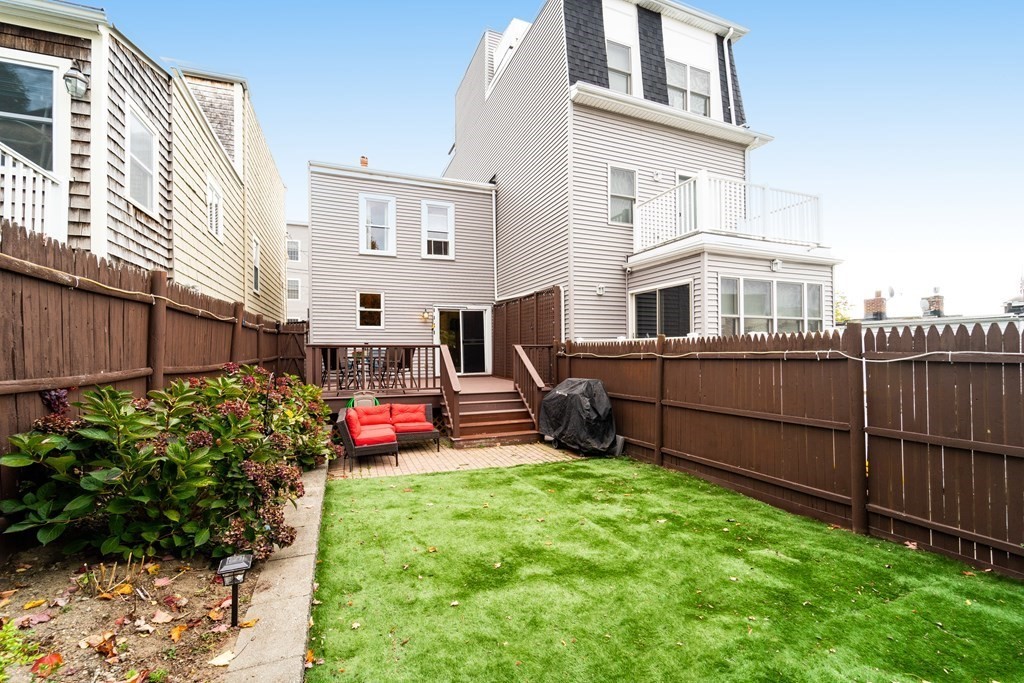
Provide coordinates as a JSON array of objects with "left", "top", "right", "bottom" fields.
[
  {"left": 286, "top": 277, "right": 300, "bottom": 300},
  {"left": 0, "top": 52, "right": 64, "bottom": 172},
  {"left": 287, "top": 239, "right": 300, "bottom": 262},
  {"left": 628, "top": 278, "right": 694, "bottom": 339},
  {"left": 606, "top": 41, "right": 632, "bottom": 95},
  {"left": 719, "top": 276, "right": 829, "bottom": 336},
  {"left": 665, "top": 60, "right": 711, "bottom": 117},
  {"left": 126, "top": 102, "right": 159, "bottom": 218},
  {"left": 251, "top": 237, "right": 261, "bottom": 294},
  {"left": 608, "top": 165, "right": 637, "bottom": 226},
  {"left": 206, "top": 176, "right": 223, "bottom": 240},
  {"left": 358, "top": 193, "right": 397, "bottom": 257},
  {"left": 355, "top": 291, "right": 384, "bottom": 330},
  {"left": 420, "top": 200, "right": 455, "bottom": 260}
]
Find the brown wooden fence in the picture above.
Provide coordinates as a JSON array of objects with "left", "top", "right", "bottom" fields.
[
  {"left": 0, "top": 223, "right": 306, "bottom": 556},
  {"left": 493, "top": 286, "right": 561, "bottom": 381},
  {"left": 557, "top": 321, "right": 1024, "bottom": 578}
]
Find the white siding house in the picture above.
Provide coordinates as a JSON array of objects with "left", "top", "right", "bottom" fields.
[{"left": 286, "top": 221, "right": 309, "bottom": 322}]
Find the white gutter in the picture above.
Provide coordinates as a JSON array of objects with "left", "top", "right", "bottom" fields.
[
  {"left": 89, "top": 24, "right": 110, "bottom": 258},
  {"left": 491, "top": 186, "right": 498, "bottom": 302},
  {"left": 722, "top": 27, "right": 735, "bottom": 124}
]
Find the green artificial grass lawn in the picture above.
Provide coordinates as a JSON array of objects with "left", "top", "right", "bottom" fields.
[{"left": 308, "top": 458, "right": 1024, "bottom": 682}]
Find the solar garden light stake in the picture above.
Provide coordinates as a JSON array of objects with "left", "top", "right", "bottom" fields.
[{"left": 216, "top": 553, "right": 253, "bottom": 627}]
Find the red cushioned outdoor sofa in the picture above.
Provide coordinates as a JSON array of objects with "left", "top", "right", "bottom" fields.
[{"left": 335, "top": 403, "right": 440, "bottom": 471}]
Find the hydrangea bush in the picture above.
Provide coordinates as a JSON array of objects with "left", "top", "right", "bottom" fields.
[{"left": 0, "top": 365, "right": 335, "bottom": 561}]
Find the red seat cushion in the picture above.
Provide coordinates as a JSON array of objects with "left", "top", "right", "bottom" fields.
[
  {"left": 393, "top": 421, "right": 435, "bottom": 434},
  {"left": 391, "top": 404, "right": 427, "bottom": 424},
  {"left": 344, "top": 410, "right": 362, "bottom": 438},
  {"left": 353, "top": 425, "right": 396, "bottom": 446},
  {"left": 355, "top": 405, "right": 392, "bottom": 426}
]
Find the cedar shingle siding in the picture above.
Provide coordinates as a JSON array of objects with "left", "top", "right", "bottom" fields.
[
  {"left": 563, "top": 0, "right": 609, "bottom": 88},
  {"left": 185, "top": 76, "right": 235, "bottom": 161},
  {"left": 636, "top": 7, "right": 668, "bottom": 106},
  {"left": 0, "top": 23, "right": 91, "bottom": 245}
]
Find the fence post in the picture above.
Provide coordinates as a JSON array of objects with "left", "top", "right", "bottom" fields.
[
  {"left": 654, "top": 334, "right": 665, "bottom": 466},
  {"left": 255, "top": 314, "right": 264, "bottom": 368},
  {"left": 845, "top": 321, "right": 868, "bottom": 534},
  {"left": 147, "top": 271, "right": 167, "bottom": 391},
  {"left": 565, "top": 339, "right": 573, "bottom": 380},
  {"left": 230, "top": 302, "right": 244, "bottom": 362}
]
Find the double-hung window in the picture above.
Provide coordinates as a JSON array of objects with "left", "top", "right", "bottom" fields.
[
  {"left": 607, "top": 41, "right": 632, "bottom": 94},
  {"left": 721, "top": 278, "right": 827, "bottom": 335},
  {"left": 421, "top": 200, "right": 454, "bottom": 259},
  {"left": 666, "top": 60, "right": 711, "bottom": 117},
  {"left": 634, "top": 284, "right": 691, "bottom": 338},
  {"left": 128, "top": 108, "right": 157, "bottom": 213},
  {"left": 0, "top": 59, "right": 54, "bottom": 169},
  {"left": 287, "top": 278, "right": 300, "bottom": 300},
  {"left": 287, "top": 239, "right": 300, "bottom": 262},
  {"left": 359, "top": 194, "right": 396, "bottom": 256},
  {"left": 356, "top": 292, "right": 383, "bottom": 329},
  {"left": 609, "top": 167, "right": 636, "bottom": 225}
]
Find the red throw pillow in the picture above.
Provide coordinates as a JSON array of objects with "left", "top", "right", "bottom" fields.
[
  {"left": 391, "top": 404, "right": 427, "bottom": 424},
  {"left": 344, "top": 410, "right": 362, "bottom": 437},
  {"left": 355, "top": 405, "right": 391, "bottom": 426},
  {"left": 353, "top": 426, "right": 397, "bottom": 446}
]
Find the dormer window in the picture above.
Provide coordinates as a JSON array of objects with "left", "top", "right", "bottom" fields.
[
  {"left": 666, "top": 60, "right": 711, "bottom": 117},
  {"left": 606, "top": 42, "right": 632, "bottom": 95}
]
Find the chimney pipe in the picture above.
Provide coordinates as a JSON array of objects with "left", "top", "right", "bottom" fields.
[{"left": 359, "top": 156, "right": 369, "bottom": 168}]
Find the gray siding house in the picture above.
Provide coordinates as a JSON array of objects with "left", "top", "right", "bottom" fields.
[
  {"left": 308, "top": 163, "right": 496, "bottom": 373},
  {"left": 445, "top": 0, "right": 838, "bottom": 340}
]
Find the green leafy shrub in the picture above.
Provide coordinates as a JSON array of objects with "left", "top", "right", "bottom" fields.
[
  {"left": 0, "top": 366, "right": 333, "bottom": 561},
  {"left": 0, "top": 620, "right": 39, "bottom": 681}
]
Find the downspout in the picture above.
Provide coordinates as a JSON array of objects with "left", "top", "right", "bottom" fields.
[
  {"left": 491, "top": 184, "right": 497, "bottom": 302},
  {"left": 722, "top": 28, "right": 735, "bottom": 124}
]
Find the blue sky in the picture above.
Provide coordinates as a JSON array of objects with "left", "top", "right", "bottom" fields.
[{"left": 99, "top": 0, "right": 1024, "bottom": 317}]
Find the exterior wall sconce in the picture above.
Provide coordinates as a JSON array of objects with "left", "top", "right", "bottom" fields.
[
  {"left": 770, "top": 259, "right": 782, "bottom": 272},
  {"left": 420, "top": 308, "right": 432, "bottom": 322},
  {"left": 63, "top": 61, "right": 90, "bottom": 99},
  {"left": 216, "top": 553, "right": 253, "bottom": 626},
  {"left": 595, "top": 284, "right": 606, "bottom": 296}
]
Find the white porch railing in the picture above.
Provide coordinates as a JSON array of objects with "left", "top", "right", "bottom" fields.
[
  {"left": 0, "top": 142, "right": 63, "bottom": 238},
  {"left": 635, "top": 171, "right": 822, "bottom": 252}
]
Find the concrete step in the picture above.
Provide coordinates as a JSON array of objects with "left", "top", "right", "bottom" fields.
[
  {"left": 450, "top": 431, "right": 541, "bottom": 449},
  {"left": 459, "top": 418, "right": 536, "bottom": 437},
  {"left": 460, "top": 408, "right": 532, "bottom": 424}
]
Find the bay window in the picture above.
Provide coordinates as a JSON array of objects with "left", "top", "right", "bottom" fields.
[{"left": 721, "top": 277, "right": 828, "bottom": 335}]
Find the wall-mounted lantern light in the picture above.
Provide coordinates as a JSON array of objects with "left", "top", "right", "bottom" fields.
[
  {"left": 63, "top": 61, "right": 90, "bottom": 99},
  {"left": 770, "top": 259, "right": 782, "bottom": 272},
  {"left": 420, "top": 309, "right": 432, "bottom": 322},
  {"left": 216, "top": 553, "right": 253, "bottom": 627}
]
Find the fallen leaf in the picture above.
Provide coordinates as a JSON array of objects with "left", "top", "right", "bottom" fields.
[
  {"left": 656, "top": 519, "right": 667, "bottom": 524},
  {"left": 48, "top": 597, "right": 68, "bottom": 608},
  {"left": 0, "top": 598, "right": 8, "bottom": 609},
  {"left": 95, "top": 632, "right": 117, "bottom": 657},
  {"left": 186, "top": 617, "right": 203, "bottom": 628},
  {"left": 306, "top": 649, "right": 315, "bottom": 665},
  {"left": 170, "top": 624, "right": 187, "bottom": 642},
  {"left": 208, "top": 609, "right": 224, "bottom": 621},
  {"left": 210, "top": 624, "right": 229, "bottom": 633},
  {"left": 208, "top": 651, "right": 235, "bottom": 667},
  {"left": 0, "top": 589, "right": 17, "bottom": 599},
  {"left": 134, "top": 617, "right": 155, "bottom": 635},
  {"left": 30, "top": 652, "right": 63, "bottom": 678},
  {"left": 146, "top": 563, "right": 161, "bottom": 575},
  {"left": 153, "top": 577, "right": 172, "bottom": 588},
  {"left": 729, "top": 577, "right": 738, "bottom": 582},
  {"left": 903, "top": 541, "right": 918, "bottom": 550},
  {"left": 79, "top": 634, "right": 106, "bottom": 649},
  {"left": 113, "top": 584, "right": 133, "bottom": 595},
  {"left": 122, "top": 670, "right": 150, "bottom": 683},
  {"left": 351, "top": 622, "right": 360, "bottom": 630},
  {"left": 15, "top": 564, "right": 31, "bottom": 573},
  {"left": 14, "top": 611, "right": 51, "bottom": 629},
  {"left": 402, "top": 564, "right": 409, "bottom": 570},
  {"left": 450, "top": 601, "right": 460, "bottom": 607},
  {"left": 537, "top": 518, "right": 545, "bottom": 522},
  {"left": 962, "top": 571, "right": 975, "bottom": 577},
  {"left": 238, "top": 619, "right": 259, "bottom": 628},
  {"left": 965, "top": 599, "right": 972, "bottom": 606},
  {"left": 494, "top": 562, "right": 502, "bottom": 569},
  {"left": 23, "top": 599, "right": 46, "bottom": 610},
  {"left": 151, "top": 610, "right": 173, "bottom": 624},
  {"left": 427, "top": 547, "right": 437, "bottom": 553},
  {"left": 95, "top": 593, "right": 114, "bottom": 601}
]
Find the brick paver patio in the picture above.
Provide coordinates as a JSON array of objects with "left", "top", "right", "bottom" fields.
[{"left": 329, "top": 441, "right": 579, "bottom": 479}]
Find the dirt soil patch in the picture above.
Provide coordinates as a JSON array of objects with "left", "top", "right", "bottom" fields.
[{"left": 0, "top": 546, "right": 260, "bottom": 682}]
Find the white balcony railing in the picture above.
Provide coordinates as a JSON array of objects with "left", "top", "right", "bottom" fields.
[
  {"left": 0, "top": 142, "right": 63, "bottom": 238},
  {"left": 635, "top": 171, "right": 822, "bottom": 253}
]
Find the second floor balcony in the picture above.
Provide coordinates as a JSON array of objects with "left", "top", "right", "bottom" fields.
[{"left": 634, "top": 171, "right": 823, "bottom": 253}]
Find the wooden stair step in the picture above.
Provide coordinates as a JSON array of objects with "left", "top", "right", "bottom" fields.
[
  {"left": 450, "top": 431, "right": 540, "bottom": 449},
  {"left": 460, "top": 408, "right": 531, "bottom": 424},
  {"left": 459, "top": 418, "right": 536, "bottom": 437},
  {"left": 460, "top": 398, "right": 526, "bottom": 413}
]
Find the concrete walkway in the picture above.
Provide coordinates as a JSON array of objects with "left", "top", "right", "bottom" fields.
[
  {"left": 331, "top": 440, "right": 579, "bottom": 479},
  {"left": 224, "top": 463, "right": 327, "bottom": 682}
]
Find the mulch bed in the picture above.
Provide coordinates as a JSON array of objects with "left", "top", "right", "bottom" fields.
[{"left": 0, "top": 545, "right": 260, "bottom": 682}]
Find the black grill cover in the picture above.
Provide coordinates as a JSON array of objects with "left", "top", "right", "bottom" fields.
[{"left": 539, "top": 378, "right": 617, "bottom": 455}]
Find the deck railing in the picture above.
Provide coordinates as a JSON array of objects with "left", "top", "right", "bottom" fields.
[
  {"left": 0, "top": 142, "right": 62, "bottom": 238},
  {"left": 512, "top": 344, "right": 547, "bottom": 430},
  {"left": 307, "top": 344, "right": 440, "bottom": 394},
  {"left": 439, "top": 345, "right": 462, "bottom": 438},
  {"left": 519, "top": 344, "right": 556, "bottom": 386},
  {"left": 635, "top": 171, "right": 822, "bottom": 252}
]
